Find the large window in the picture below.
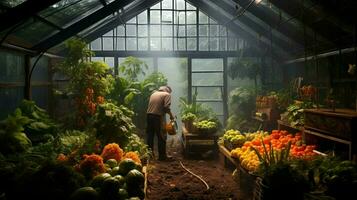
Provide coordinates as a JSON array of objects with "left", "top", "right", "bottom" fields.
[{"left": 90, "top": 0, "right": 246, "bottom": 52}]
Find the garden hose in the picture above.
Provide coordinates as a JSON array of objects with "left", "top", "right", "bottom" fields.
[{"left": 179, "top": 161, "right": 210, "bottom": 191}]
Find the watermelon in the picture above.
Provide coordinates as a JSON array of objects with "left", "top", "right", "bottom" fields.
[
  {"left": 69, "top": 187, "right": 99, "bottom": 200},
  {"left": 91, "top": 173, "right": 111, "bottom": 188},
  {"left": 106, "top": 159, "right": 118, "bottom": 168},
  {"left": 118, "top": 188, "right": 128, "bottom": 200},
  {"left": 110, "top": 166, "right": 120, "bottom": 176},
  {"left": 101, "top": 177, "right": 121, "bottom": 194},
  {"left": 126, "top": 169, "right": 144, "bottom": 187},
  {"left": 118, "top": 159, "right": 138, "bottom": 176},
  {"left": 113, "top": 175, "right": 126, "bottom": 187},
  {"left": 126, "top": 187, "right": 145, "bottom": 200}
]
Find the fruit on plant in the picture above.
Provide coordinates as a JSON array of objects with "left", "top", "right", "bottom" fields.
[
  {"left": 91, "top": 173, "right": 112, "bottom": 188},
  {"left": 126, "top": 169, "right": 145, "bottom": 187},
  {"left": 69, "top": 187, "right": 99, "bottom": 200}
]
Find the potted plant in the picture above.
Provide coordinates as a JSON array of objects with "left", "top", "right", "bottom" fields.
[{"left": 181, "top": 112, "right": 197, "bottom": 133}]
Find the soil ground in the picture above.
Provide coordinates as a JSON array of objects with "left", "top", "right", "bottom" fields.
[{"left": 145, "top": 135, "right": 240, "bottom": 200}]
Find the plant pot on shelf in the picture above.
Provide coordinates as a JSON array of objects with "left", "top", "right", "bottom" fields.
[{"left": 182, "top": 120, "right": 194, "bottom": 133}]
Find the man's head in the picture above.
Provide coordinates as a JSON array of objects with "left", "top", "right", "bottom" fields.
[{"left": 158, "top": 85, "right": 172, "bottom": 93}]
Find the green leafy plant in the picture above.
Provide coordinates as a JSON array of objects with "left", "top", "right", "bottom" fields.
[
  {"left": 0, "top": 109, "right": 32, "bottom": 155},
  {"left": 55, "top": 38, "right": 113, "bottom": 128},
  {"left": 252, "top": 141, "right": 309, "bottom": 199},
  {"left": 286, "top": 100, "right": 316, "bottom": 127},
  {"left": 93, "top": 102, "right": 136, "bottom": 147},
  {"left": 119, "top": 56, "right": 148, "bottom": 81}
]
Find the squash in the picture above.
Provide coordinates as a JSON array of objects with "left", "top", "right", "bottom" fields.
[{"left": 69, "top": 187, "right": 99, "bottom": 200}]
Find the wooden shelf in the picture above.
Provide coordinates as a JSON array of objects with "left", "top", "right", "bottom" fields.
[
  {"left": 181, "top": 126, "right": 219, "bottom": 157},
  {"left": 218, "top": 144, "right": 240, "bottom": 168},
  {"left": 277, "top": 120, "right": 303, "bottom": 133}
]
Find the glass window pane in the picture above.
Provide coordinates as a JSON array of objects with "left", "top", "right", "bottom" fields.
[
  {"left": 210, "top": 25, "right": 218, "bottom": 37},
  {"left": 187, "top": 38, "right": 196, "bottom": 50},
  {"left": 200, "top": 102, "right": 224, "bottom": 115},
  {"left": 162, "top": 25, "right": 173, "bottom": 36},
  {"left": 150, "top": 25, "right": 161, "bottom": 36},
  {"left": 176, "top": 0, "right": 185, "bottom": 10},
  {"left": 186, "top": 11, "right": 196, "bottom": 24},
  {"left": 199, "top": 37, "right": 208, "bottom": 51},
  {"left": 228, "top": 38, "right": 237, "bottom": 51},
  {"left": 219, "top": 38, "right": 227, "bottom": 51},
  {"left": 177, "top": 12, "right": 185, "bottom": 24},
  {"left": 186, "top": 2, "right": 196, "bottom": 10},
  {"left": 199, "top": 11, "right": 208, "bottom": 24},
  {"left": 192, "top": 73, "right": 223, "bottom": 85},
  {"left": 103, "top": 30, "right": 113, "bottom": 36},
  {"left": 209, "top": 18, "right": 217, "bottom": 24},
  {"left": 150, "top": 10, "right": 160, "bottom": 23},
  {"left": 177, "top": 25, "right": 186, "bottom": 36},
  {"left": 127, "top": 17, "right": 136, "bottom": 24},
  {"left": 210, "top": 37, "right": 219, "bottom": 51},
  {"left": 162, "top": 11, "right": 173, "bottom": 23},
  {"left": 138, "top": 38, "right": 148, "bottom": 50},
  {"left": 228, "top": 30, "right": 236, "bottom": 37},
  {"left": 126, "top": 25, "right": 136, "bottom": 36},
  {"left": 104, "top": 57, "right": 115, "bottom": 68},
  {"left": 219, "top": 25, "right": 227, "bottom": 36},
  {"left": 0, "top": 51, "right": 24, "bottom": 82},
  {"left": 0, "top": 87, "right": 24, "bottom": 119},
  {"left": 151, "top": 2, "right": 160, "bottom": 9},
  {"left": 162, "top": 38, "right": 173, "bottom": 51},
  {"left": 192, "top": 59, "right": 223, "bottom": 71},
  {"left": 137, "top": 11, "right": 147, "bottom": 24},
  {"left": 91, "top": 57, "right": 104, "bottom": 62},
  {"left": 199, "top": 25, "right": 208, "bottom": 36},
  {"left": 116, "top": 38, "right": 125, "bottom": 50},
  {"left": 194, "top": 87, "right": 222, "bottom": 100},
  {"left": 162, "top": 0, "right": 172, "bottom": 9},
  {"left": 150, "top": 38, "right": 161, "bottom": 50},
  {"left": 138, "top": 25, "right": 148, "bottom": 36},
  {"left": 187, "top": 25, "right": 196, "bottom": 36},
  {"left": 176, "top": 38, "right": 186, "bottom": 50},
  {"left": 91, "top": 38, "right": 101, "bottom": 50},
  {"left": 117, "top": 26, "right": 125, "bottom": 36},
  {"left": 103, "top": 37, "right": 113, "bottom": 50},
  {"left": 126, "top": 38, "right": 137, "bottom": 50}
]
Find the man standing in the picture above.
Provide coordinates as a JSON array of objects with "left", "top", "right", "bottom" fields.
[{"left": 146, "top": 86, "right": 175, "bottom": 161}]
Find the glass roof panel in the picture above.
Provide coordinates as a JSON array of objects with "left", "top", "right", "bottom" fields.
[
  {"left": 39, "top": 0, "right": 103, "bottom": 28},
  {"left": 0, "top": 0, "right": 27, "bottom": 8},
  {"left": 11, "top": 19, "right": 59, "bottom": 45}
]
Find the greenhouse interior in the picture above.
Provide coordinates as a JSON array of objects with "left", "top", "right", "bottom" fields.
[{"left": 1, "top": 0, "right": 357, "bottom": 199}]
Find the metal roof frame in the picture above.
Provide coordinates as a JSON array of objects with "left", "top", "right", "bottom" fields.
[{"left": 31, "top": 0, "right": 136, "bottom": 52}]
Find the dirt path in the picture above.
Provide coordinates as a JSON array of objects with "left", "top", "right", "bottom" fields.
[{"left": 145, "top": 143, "right": 239, "bottom": 200}]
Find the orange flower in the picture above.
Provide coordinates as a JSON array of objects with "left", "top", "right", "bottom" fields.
[
  {"left": 123, "top": 151, "right": 141, "bottom": 164},
  {"left": 56, "top": 153, "right": 68, "bottom": 163},
  {"left": 78, "top": 154, "right": 106, "bottom": 179},
  {"left": 97, "top": 96, "right": 105, "bottom": 104},
  {"left": 101, "top": 143, "right": 124, "bottom": 162}
]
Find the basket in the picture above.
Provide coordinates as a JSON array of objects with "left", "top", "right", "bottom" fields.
[
  {"left": 196, "top": 127, "right": 217, "bottom": 135},
  {"left": 239, "top": 164, "right": 259, "bottom": 200},
  {"left": 252, "top": 177, "right": 270, "bottom": 200}
]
